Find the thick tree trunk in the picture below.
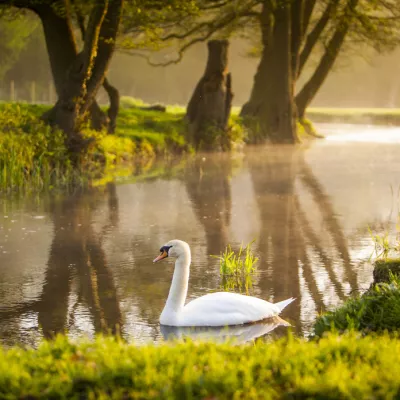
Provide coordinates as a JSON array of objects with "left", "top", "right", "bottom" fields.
[
  {"left": 34, "top": 2, "right": 108, "bottom": 131},
  {"left": 260, "top": 4, "right": 296, "bottom": 143},
  {"left": 241, "top": 3, "right": 297, "bottom": 143},
  {"left": 290, "top": 0, "right": 305, "bottom": 79},
  {"left": 186, "top": 40, "right": 234, "bottom": 151},
  {"left": 43, "top": 0, "right": 123, "bottom": 153},
  {"left": 240, "top": 2, "right": 272, "bottom": 119},
  {"left": 72, "top": 0, "right": 120, "bottom": 134}
]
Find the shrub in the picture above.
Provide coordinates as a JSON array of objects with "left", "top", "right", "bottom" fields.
[
  {"left": 0, "top": 103, "right": 72, "bottom": 191},
  {"left": 373, "top": 258, "right": 400, "bottom": 284},
  {"left": 1, "top": 333, "right": 400, "bottom": 398},
  {"left": 314, "top": 275, "right": 400, "bottom": 336}
]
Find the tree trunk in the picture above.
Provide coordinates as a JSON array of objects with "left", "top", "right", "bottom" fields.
[
  {"left": 240, "top": 2, "right": 272, "bottom": 119},
  {"left": 103, "top": 77, "right": 120, "bottom": 134},
  {"left": 241, "top": 2, "right": 297, "bottom": 143},
  {"left": 43, "top": 0, "right": 123, "bottom": 153},
  {"left": 186, "top": 39, "right": 234, "bottom": 151},
  {"left": 260, "top": 4, "right": 296, "bottom": 143},
  {"left": 34, "top": 2, "right": 108, "bottom": 131}
]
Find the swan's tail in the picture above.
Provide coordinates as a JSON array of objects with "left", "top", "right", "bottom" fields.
[{"left": 275, "top": 297, "right": 296, "bottom": 312}]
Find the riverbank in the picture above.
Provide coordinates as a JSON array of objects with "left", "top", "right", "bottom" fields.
[
  {"left": 306, "top": 107, "right": 400, "bottom": 125},
  {"left": 2, "top": 101, "right": 399, "bottom": 193},
  {"left": 0, "top": 100, "right": 191, "bottom": 192}
]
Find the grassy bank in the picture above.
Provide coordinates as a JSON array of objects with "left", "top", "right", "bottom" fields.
[
  {"left": 313, "top": 256, "right": 400, "bottom": 337},
  {"left": 0, "top": 100, "right": 190, "bottom": 192},
  {"left": 2, "top": 333, "right": 400, "bottom": 398},
  {"left": 2, "top": 101, "right": 398, "bottom": 192},
  {"left": 306, "top": 107, "right": 400, "bottom": 125}
]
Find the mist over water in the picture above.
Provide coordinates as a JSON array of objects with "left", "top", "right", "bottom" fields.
[{"left": 0, "top": 123, "right": 399, "bottom": 346}]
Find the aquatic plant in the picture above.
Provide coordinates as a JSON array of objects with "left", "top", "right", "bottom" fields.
[
  {"left": 368, "top": 228, "right": 397, "bottom": 260},
  {"left": 213, "top": 241, "right": 259, "bottom": 294},
  {"left": 373, "top": 258, "right": 400, "bottom": 284},
  {"left": 1, "top": 333, "right": 400, "bottom": 398},
  {"left": 314, "top": 274, "right": 400, "bottom": 336}
]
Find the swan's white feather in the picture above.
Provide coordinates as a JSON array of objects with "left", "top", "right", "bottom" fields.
[{"left": 176, "top": 292, "right": 294, "bottom": 327}]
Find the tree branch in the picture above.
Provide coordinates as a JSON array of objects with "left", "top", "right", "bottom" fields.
[
  {"left": 298, "top": 0, "right": 340, "bottom": 78},
  {"left": 296, "top": 0, "right": 359, "bottom": 116},
  {"left": 121, "top": 3, "right": 259, "bottom": 67}
]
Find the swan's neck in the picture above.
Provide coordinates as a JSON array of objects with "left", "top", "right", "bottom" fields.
[{"left": 164, "top": 251, "right": 191, "bottom": 313}]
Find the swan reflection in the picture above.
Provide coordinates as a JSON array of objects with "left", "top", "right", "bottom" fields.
[{"left": 160, "top": 316, "right": 290, "bottom": 344}]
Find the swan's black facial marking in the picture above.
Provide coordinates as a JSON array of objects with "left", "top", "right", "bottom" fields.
[
  {"left": 159, "top": 245, "right": 173, "bottom": 255},
  {"left": 153, "top": 245, "right": 173, "bottom": 263}
]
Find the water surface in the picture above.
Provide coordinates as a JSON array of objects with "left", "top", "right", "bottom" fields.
[{"left": 1, "top": 123, "right": 400, "bottom": 346}]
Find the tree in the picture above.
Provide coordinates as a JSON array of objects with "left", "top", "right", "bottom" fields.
[
  {"left": 0, "top": 0, "right": 123, "bottom": 152},
  {"left": 242, "top": 0, "right": 400, "bottom": 142},
  {"left": 128, "top": 0, "right": 400, "bottom": 144},
  {"left": 0, "top": 0, "right": 200, "bottom": 153},
  {"left": 186, "top": 39, "right": 234, "bottom": 150}
]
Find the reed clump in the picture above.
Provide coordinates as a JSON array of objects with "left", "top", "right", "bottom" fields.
[{"left": 213, "top": 241, "right": 259, "bottom": 294}]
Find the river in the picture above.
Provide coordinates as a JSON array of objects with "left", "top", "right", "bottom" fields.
[{"left": 1, "top": 123, "right": 400, "bottom": 346}]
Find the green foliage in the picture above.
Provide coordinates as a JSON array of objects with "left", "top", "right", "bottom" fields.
[
  {"left": 314, "top": 275, "right": 400, "bottom": 337},
  {"left": 0, "top": 103, "right": 74, "bottom": 192},
  {"left": 0, "top": 101, "right": 191, "bottom": 191},
  {"left": 213, "top": 241, "right": 258, "bottom": 294},
  {"left": 194, "top": 122, "right": 245, "bottom": 152},
  {"left": 2, "top": 333, "right": 400, "bottom": 398},
  {"left": 297, "top": 118, "right": 324, "bottom": 140},
  {"left": 117, "top": 103, "right": 189, "bottom": 154},
  {"left": 373, "top": 258, "right": 400, "bottom": 285}
]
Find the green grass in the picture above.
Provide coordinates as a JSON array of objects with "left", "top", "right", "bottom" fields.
[
  {"left": 306, "top": 107, "right": 400, "bottom": 125},
  {"left": 213, "top": 241, "right": 259, "bottom": 293},
  {"left": 116, "top": 106, "right": 188, "bottom": 154},
  {"left": 0, "top": 101, "right": 191, "bottom": 192},
  {"left": 2, "top": 333, "right": 400, "bottom": 398},
  {"left": 313, "top": 275, "right": 400, "bottom": 337}
]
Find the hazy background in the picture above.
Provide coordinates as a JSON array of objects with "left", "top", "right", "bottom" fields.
[{"left": 1, "top": 20, "right": 399, "bottom": 108}]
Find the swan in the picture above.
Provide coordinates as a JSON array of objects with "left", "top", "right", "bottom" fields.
[{"left": 154, "top": 239, "right": 295, "bottom": 327}]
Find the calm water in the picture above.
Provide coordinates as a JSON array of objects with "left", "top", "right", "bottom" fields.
[{"left": 1, "top": 123, "right": 400, "bottom": 346}]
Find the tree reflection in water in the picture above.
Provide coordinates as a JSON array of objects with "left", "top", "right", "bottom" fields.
[
  {"left": 185, "top": 147, "right": 358, "bottom": 335},
  {"left": 248, "top": 146, "right": 358, "bottom": 333},
  {"left": 0, "top": 146, "right": 361, "bottom": 343},
  {"left": 184, "top": 155, "right": 233, "bottom": 255},
  {"left": 40, "top": 185, "right": 122, "bottom": 338},
  {"left": 0, "top": 185, "right": 123, "bottom": 342}
]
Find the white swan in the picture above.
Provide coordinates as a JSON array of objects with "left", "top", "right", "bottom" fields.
[{"left": 154, "top": 239, "right": 295, "bottom": 327}]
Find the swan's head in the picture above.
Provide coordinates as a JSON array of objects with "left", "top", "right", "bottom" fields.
[{"left": 153, "top": 239, "right": 190, "bottom": 262}]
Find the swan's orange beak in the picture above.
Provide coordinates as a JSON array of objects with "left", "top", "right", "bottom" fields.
[{"left": 153, "top": 250, "right": 168, "bottom": 263}]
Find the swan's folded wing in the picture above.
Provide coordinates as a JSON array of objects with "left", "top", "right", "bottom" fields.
[{"left": 179, "top": 292, "right": 282, "bottom": 327}]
